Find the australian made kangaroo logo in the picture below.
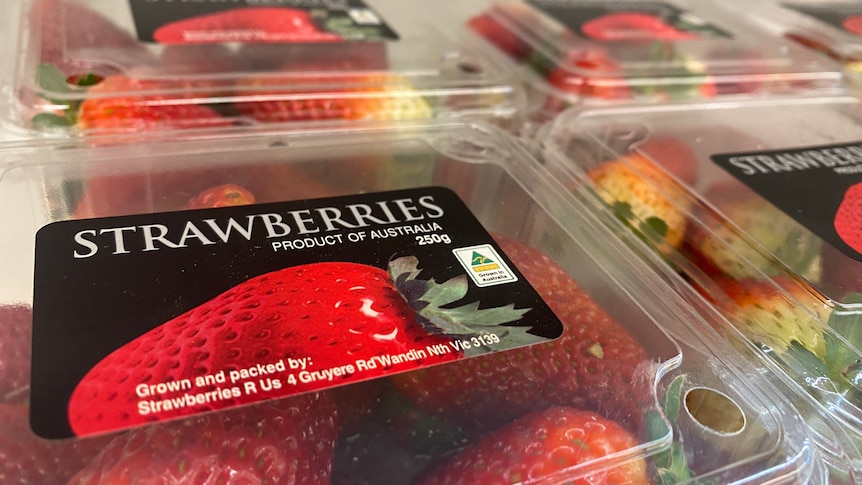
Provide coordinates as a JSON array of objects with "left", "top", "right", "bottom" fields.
[{"left": 453, "top": 244, "right": 518, "bottom": 287}]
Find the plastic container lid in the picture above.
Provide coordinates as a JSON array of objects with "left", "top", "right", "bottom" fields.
[
  {"left": 465, "top": 0, "right": 843, "bottom": 114},
  {"left": 1, "top": 0, "right": 525, "bottom": 138},
  {"left": 734, "top": 0, "right": 862, "bottom": 86},
  {"left": 0, "top": 120, "right": 822, "bottom": 483},
  {"left": 541, "top": 96, "right": 862, "bottom": 479}
]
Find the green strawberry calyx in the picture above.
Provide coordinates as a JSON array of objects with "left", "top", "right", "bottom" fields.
[
  {"left": 387, "top": 255, "right": 533, "bottom": 357},
  {"left": 645, "top": 374, "right": 696, "bottom": 484},
  {"left": 31, "top": 63, "right": 102, "bottom": 129}
]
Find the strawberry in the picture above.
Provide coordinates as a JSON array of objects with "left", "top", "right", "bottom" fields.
[
  {"left": 710, "top": 276, "right": 829, "bottom": 358},
  {"left": 585, "top": 147, "right": 693, "bottom": 250},
  {"left": 29, "top": 0, "right": 150, "bottom": 76},
  {"left": 183, "top": 184, "right": 256, "bottom": 209},
  {"left": 232, "top": 75, "right": 434, "bottom": 124},
  {"left": 544, "top": 48, "right": 631, "bottom": 102},
  {"left": 468, "top": 12, "right": 532, "bottom": 61},
  {"left": 784, "top": 32, "right": 840, "bottom": 61},
  {"left": 68, "top": 256, "right": 528, "bottom": 436},
  {"left": 844, "top": 15, "right": 862, "bottom": 37},
  {"left": 581, "top": 12, "right": 700, "bottom": 41},
  {"left": 632, "top": 136, "right": 699, "bottom": 186},
  {"left": 0, "top": 403, "right": 114, "bottom": 484},
  {"left": 390, "top": 236, "right": 650, "bottom": 434},
  {"left": 239, "top": 42, "right": 389, "bottom": 72},
  {"left": 73, "top": 162, "right": 334, "bottom": 218},
  {"left": 153, "top": 7, "right": 340, "bottom": 44},
  {"left": 75, "top": 75, "right": 233, "bottom": 135},
  {"left": 834, "top": 182, "right": 862, "bottom": 255},
  {"left": 419, "top": 407, "right": 647, "bottom": 485},
  {"left": 68, "top": 393, "right": 337, "bottom": 485},
  {"left": 0, "top": 305, "right": 32, "bottom": 404},
  {"left": 685, "top": 181, "right": 822, "bottom": 281}
]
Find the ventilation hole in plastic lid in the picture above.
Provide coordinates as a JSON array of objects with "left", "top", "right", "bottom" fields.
[
  {"left": 65, "top": 72, "right": 105, "bottom": 88},
  {"left": 684, "top": 387, "right": 745, "bottom": 434},
  {"left": 457, "top": 61, "right": 484, "bottom": 75}
]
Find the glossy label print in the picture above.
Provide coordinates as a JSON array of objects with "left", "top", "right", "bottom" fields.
[
  {"left": 128, "top": 0, "right": 399, "bottom": 43},
  {"left": 30, "top": 187, "right": 562, "bottom": 439},
  {"left": 526, "top": 0, "right": 731, "bottom": 41},
  {"left": 712, "top": 141, "right": 862, "bottom": 261},
  {"left": 782, "top": 3, "right": 862, "bottom": 37}
]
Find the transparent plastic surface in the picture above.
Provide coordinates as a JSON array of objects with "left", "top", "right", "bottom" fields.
[
  {"left": 542, "top": 97, "right": 862, "bottom": 479},
  {"left": 0, "top": 0, "right": 524, "bottom": 138},
  {"left": 734, "top": 0, "right": 862, "bottom": 90},
  {"left": 0, "top": 121, "right": 820, "bottom": 483},
  {"left": 464, "top": 0, "right": 842, "bottom": 118}
]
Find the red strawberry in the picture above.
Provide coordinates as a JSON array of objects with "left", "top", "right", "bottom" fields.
[
  {"left": 183, "top": 184, "right": 256, "bottom": 209},
  {"left": 835, "top": 182, "right": 862, "bottom": 255},
  {"left": 390, "top": 236, "right": 650, "bottom": 434},
  {"left": 844, "top": 15, "right": 862, "bottom": 37},
  {"left": 68, "top": 393, "right": 337, "bottom": 485},
  {"left": 153, "top": 7, "right": 340, "bottom": 44},
  {"left": 75, "top": 75, "right": 233, "bottom": 135},
  {"left": 239, "top": 42, "right": 389, "bottom": 72},
  {"left": 232, "top": 74, "right": 433, "bottom": 124},
  {"left": 468, "top": 13, "right": 532, "bottom": 61},
  {"left": 0, "top": 403, "right": 114, "bottom": 484},
  {"left": 542, "top": 47, "right": 631, "bottom": 110},
  {"left": 68, "top": 256, "right": 526, "bottom": 436},
  {"left": 74, "top": 163, "right": 335, "bottom": 219},
  {"left": 632, "top": 136, "right": 699, "bottom": 186},
  {"left": 581, "top": 12, "right": 699, "bottom": 41},
  {"left": 784, "top": 32, "right": 841, "bottom": 60},
  {"left": 0, "top": 305, "right": 32, "bottom": 404},
  {"left": 419, "top": 407, "right": 647, "bottom": 485},
  {"left": 29, "top": 0, "right": 150, "bottom": 76}
]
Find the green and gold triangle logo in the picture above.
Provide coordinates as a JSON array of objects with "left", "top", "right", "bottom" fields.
[{"left": 471, "top": 251, "right": 494, "bottom": 266}]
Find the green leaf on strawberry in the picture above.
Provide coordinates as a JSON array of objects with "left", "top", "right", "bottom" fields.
[
  {"left": 647, "top": 375, "right": 694, "bottom": 485},
  {"left": 388, "top": 255, "right": 533, "bottom": 356},
  {"left": 826, "top": 294, "right": 862, "bottom": 371},
  {"left": 32, "top": 64, "right": 103, "bottom": 128}
]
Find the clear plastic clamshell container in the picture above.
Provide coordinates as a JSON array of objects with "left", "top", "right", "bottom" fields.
[
  {"left": 464, "top": 0, "right": 843, "bottom": 118},
  {"left": 0, "top": 0, "right": 525, "bottom": 138},
  {"left": 541, "top": 96, "right": 862, "bottom": 480},
  {"left": 0, "top": 121, "right": 824, "bottom": 483},
  {"left": 735, "top": 0, "right": 862, "bottom": 91}
]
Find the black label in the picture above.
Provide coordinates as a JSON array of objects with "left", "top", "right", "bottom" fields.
[
  {"left": 31, "top": 187, "right": 562, "bottom": 439},
  {"left": 128, "top": 0, "right": 399, "bottom": 43},
  {"left": 783, "top": 3, "right": 862, "bottom": 37},
  {"left": 712, "top": 142, "right": 862, "bottom": 263},
  {"left": 526, "top": 0, "right": 731, "bottom": 41}
]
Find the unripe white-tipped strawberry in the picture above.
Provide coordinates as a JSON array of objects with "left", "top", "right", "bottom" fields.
[
  {"left": 686, "top": 184, "right": 822, "bottom": 281},
  {"left": 714, "top": 276, "right": 829, "bottom": 358},
  {"left": 586, "top": 146, "right": 693, "bottom": 250}
]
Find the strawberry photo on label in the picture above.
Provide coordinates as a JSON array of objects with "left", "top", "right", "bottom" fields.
[
  {"left": 581, "top": 12, "right": 700, "bottom": 41},
  {"left": 391, "top": 236, "right": 650, "bottom": 434},
  {"left": 834, "top": 182, "right": 862, "bottom": 255},
  {"left": 153, "top": 7, "right": 341, "bottom": 44},
  {"left": 68, "top": 251, "right": 533, "bottom": 436}
]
